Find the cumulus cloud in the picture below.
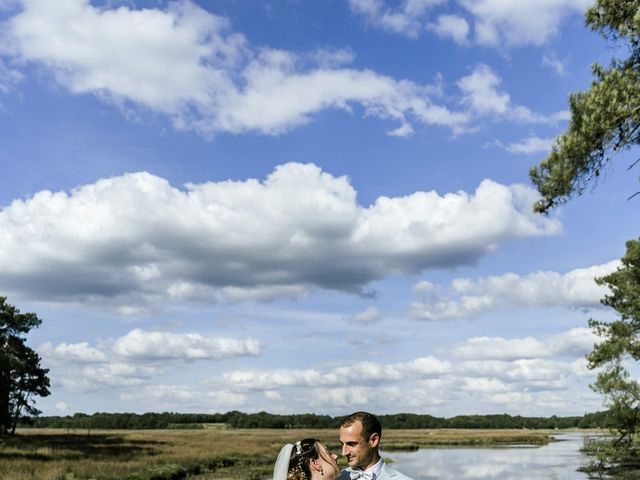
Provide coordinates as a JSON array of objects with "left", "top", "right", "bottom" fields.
[
  {"left": 112, "top": 329, "right": 261, "bottom": 360},
  {"left": 348, "top": 0, "right": 590, "bottom": 46},
  {"left": 42, "top": 330, "right": 261, "bottom": 364},
  {"left": 458, "top": 0, "right": 591, "bottom": 47},
  {"left": 428, "top": 14, "right": 469, "bottom": 44},
  {"left": 309, "top": 385, "right": 402, "bottom": 408},
  {"left": 0, "top": 163, "right": 561, "bottom": 310},
  {"left": 1, "top": 0, "right": 245, "bottom": 115},
  {"left": 40, "top": 329, "right": 261, "bottom": 396},
  {"left": 215, "top": 330, "right": 598, "bottom": 415},
  {"left": 120, "top": 385, "right": 248, "bottom": 409},
  {"left": 0, "top": 0, "right": 470, "bottom": 137},
  {"left": 40, "top": 328, "right": 262, "bottom": 398},
  {"left": 410, "top": 260, "right": 617, "bottom": 320},
  {"left": 39, "top": 341, "right": 108, "bottom": 365},
  {"left": 223, "top": 356, "right": 452, "bottom": 390},
  {"left": 43, "top": 327, "right": 599, "bottom": 414},
  {"left": 264, "top": 390, "right": 282, "bottom": 400},
  {"left": 0, "top": 0, "right": 563, "bottom": 136},
  {"left": 453, "top": 327, "right": 599, "bottom": 360},
  {"left": 458, "top": 358, "right": 585, "bottom": 382},
  {"left": 60, "top": 363, "right": 160, "bottom": 392}
]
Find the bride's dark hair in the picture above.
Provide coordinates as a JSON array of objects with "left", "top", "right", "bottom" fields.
[{"left": 287, "top": 438, "right": 323, "bottom": 480}]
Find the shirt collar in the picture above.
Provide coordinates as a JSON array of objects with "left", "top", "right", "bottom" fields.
[{"left": 352, "top": 458, "right": 385, "bottom": 479}]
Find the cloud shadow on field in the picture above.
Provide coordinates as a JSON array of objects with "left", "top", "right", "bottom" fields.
[{"left": 0, "top": 432, "right": 164, "bottom": 461}]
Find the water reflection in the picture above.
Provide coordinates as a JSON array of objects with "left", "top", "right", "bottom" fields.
[{"left": 381, "top": 433, "right": 589, "bottom": 480}]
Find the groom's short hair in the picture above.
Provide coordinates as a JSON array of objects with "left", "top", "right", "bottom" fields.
[{"left": 341, "top": 411, "right": 382, "bottom": 440}]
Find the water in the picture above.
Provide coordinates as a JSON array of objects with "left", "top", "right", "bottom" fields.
[{"left": 381, "top": 433, "right": 592, "bottom": 480}]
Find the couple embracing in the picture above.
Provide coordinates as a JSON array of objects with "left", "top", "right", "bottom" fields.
[{"left": 272, "top": 411, "right": 414, "bottom": 480}]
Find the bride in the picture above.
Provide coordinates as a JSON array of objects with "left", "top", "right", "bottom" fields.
[{"left": 272, "top": 438, "right": 340, "bottom": 480}]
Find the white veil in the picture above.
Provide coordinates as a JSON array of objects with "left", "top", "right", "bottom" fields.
[{"left": 273, "top": 443, "right": 293, "bottom": 480}]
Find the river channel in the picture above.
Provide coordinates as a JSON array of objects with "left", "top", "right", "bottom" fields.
[{"left": 381, "top": 432, "right": 594, "bottom": 479}]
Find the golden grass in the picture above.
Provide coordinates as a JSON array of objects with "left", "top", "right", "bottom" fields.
[
  {"left": 380, "top": 428, "right": 552, "bottom": 449},
  {"left": 0, "top": 428, "right": 554, "bottom": 480}
]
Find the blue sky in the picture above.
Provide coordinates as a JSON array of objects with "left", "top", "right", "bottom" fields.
[{"left": 0, "top": 0, "right": 637, "bottom": 418}]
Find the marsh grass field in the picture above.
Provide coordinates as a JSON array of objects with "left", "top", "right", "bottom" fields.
[{"left": 0, "top": 427, "right": 554, "bottom": 480}]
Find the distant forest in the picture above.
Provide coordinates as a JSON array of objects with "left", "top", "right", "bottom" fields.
[{"left": 21, "top": 410, "right": 611, "bottom": 430}]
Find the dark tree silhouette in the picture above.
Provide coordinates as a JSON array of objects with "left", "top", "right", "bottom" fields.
[{"left": 0, "top": 297, "right": 50, "bottom": 435}]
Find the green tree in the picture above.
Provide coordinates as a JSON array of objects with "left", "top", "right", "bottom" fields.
[
  {"left": 528, "top": 0, "right": 640, "bottom": 469},
  {"left": 587, "top": 240, "right": 640, "bottom": 457},
  {"left": 0, "top": 297, "right": 50, "bottom": 435},
  {"left": 529, "top": 0, "right": 640, "bottom": 214}
]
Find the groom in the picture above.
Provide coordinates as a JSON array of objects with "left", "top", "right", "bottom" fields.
[{"left": 338, "top": 411, "right": 414, "bottom": 480}]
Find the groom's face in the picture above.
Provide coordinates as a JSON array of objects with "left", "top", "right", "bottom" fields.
[{"left": 339, "top": 420, "right": 380, "bottom": 470}]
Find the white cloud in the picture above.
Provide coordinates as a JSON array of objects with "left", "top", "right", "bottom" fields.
[
  {"left": 213, "top": 331, "right": 598, "bottom": 415},
  {"left": 0, "top": 1, "right": 562, "bottom": 137},
  {"left": 309, "top": 48, "right": 356, "bottom": 69},
  {"left": 0, "top": 0, "right": 469, "bottom": 137},
  {"left": 39, "top": 341, "right": 108, "bottom": 365},
  {"left": 225, "top": 368, "right": 323, "bottom": 389},
  {"left": 542, "top": 51, "right": 568, "bottom": 76},
  {"left": 387, "top": 122, "right": 414, "bottom": 138},
  {"left": 60, "top": 363, "right": 160, "bottom": 392},
  {"left": 309, "top": 385, "right": 398, "bottom": 408},
  {"left": 458, "top": 65, "right": 509, "bottom": 115},
  {"left": 128, "top": 385, "right": 199, "bottom": 403},
  {"left": 0, "top": 163, "right": 561, "bottom": 310},
  {"left": 223, "top": 356, "right": 452, "bottom": 390},
  {"left": 428, "top": 14, "right": 469, "bottom": 44},
  {"left": 461, "top": 376, "right": 509, "bottom": 394},
  {"left": 207, "top": 390, "right": 248, "bottom": 407},
  {"left": 219, "top": 285, "right": 309, "bottom": 303},
  {"left": 456, "top": 337, "right": 546, "bottom": 360},
  {"left": 493, "top": 136, "right": 554, "bottom": 154},
  {"left": 2, "top": 0, "right": 246, "bottom": 111},
  {"left": 503, "top": 359, "right": 574, "bottom": 383},
  {"left": 459, "top": 357, "right": 594, "bottom": 389},
  {"left": 458, "top": 64, "right": 566, "bottom": 124},
  {"left": 112, "top": 329, "right": 261, "bottom": 360},
  {"left": 264, "top": 390, "right": 282, "bottom": 400},
  {"left": 120, "top": 385, "right": 248, "bottom": 410},
  {"left": 348, "top": 0, "right": 446, "bottom": 38},
  {"left": 346, "top": 306, "right": 381, "bottom": 325},
  {"left": 453, "top": 327, "right": 599, "bottom": 360},
  {"left": 41, "top": 328, "right": 261, "bottom": 396},
  {"left": 457, "top": 0, "right": 591, "bottom": 47},
  {"left": 45, "top": 327, "right": 598, "bottom": 415},
  {"left": 208, "top": 51, "right": 468, "bottom": 136},
  {"left": 348, "top": 0, "right": 590, "bottom": 47},
  {"left": 410, "top": 260, "right": 618, "bottom": 320},
  {"left": 55, "top": 401, "right": 70, "bottom": 414}
]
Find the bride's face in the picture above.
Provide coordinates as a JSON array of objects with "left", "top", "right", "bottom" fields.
[{"left": 315, "top": 442, "right": 340, "bottom": 480}]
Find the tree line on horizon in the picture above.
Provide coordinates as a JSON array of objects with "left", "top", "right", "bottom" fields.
[{"left": 20, "top": 410, "right": 612, "bottom": 430}]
